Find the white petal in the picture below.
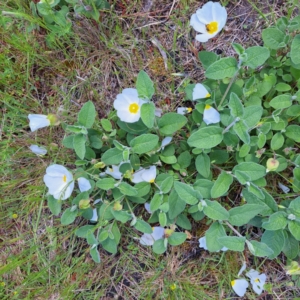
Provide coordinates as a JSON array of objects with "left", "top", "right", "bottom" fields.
[
  {"left": 78, "top": 177, "right": 91, "bottom": 192},
  {"left": 246, "top": 269, "right": 260, "bottom": 280},
  {"left": 28, "top": 114, "right": 50, "bottom": 132},
  {"left": 198, "top": 236, "right": 208, "bottom": 250},
  {"left": 29, "top": 145, "right": 47, "bottom": 156},
  {"left": 161, "top": 137, "right": 172, "bottom": 149},
  {"left": 196, "top": 2, "right": 214, "bottom": 24},
  {"left": 94, "top": 199, "right": 102, "bottom": 204},
  {"left": 151, "top": 227, "right": 165, "bottom": 240},
  {"left": 105, "top": 165, "right": 122, "bottom": 179},
  {"left": 140, "top": 233, "right": 155, "bottom": 246},
  {"left": 195, "top": 33, "right": 212, "bottom": 43},
  {"left": 155, "top": 108, "right": 162, "bottom": 117},
  {"left": 221, "top": 246, "right": 228, "bottom": 252},
  {"left": 278, "top": 182, "right": 290, "bottom": 194},
  {"left": 141, "top": 166, "right": 157, "bottom": 182},
  {"left": 131, "top": 168, "right": 145, "bottom": 183},
  {"left": 238, "top": 262, "right": 247, "bottom": 277},
  {"left": 203, "top": 106, "right": 220, "bottom": 125},
  {"left": 190, "top": 14, "right": 206, "bottom": 33},
  {"left": 90, "top": 208, "right": 98, "bottom": 222},
  {"left": 144, "top": 203, "right": 152, "bottom": 214},
  {"left": 231, "top": 279, "right": 249, "bottom": 297},
  {"left": 177, "top": 107, "right": 187, "bottom": 115},
  {"left": 193, "top": 83, "right": 210, "bottom": 100}
]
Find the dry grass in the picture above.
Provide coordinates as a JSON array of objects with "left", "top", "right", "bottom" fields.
[{"left": 1, "top": 0, "right": 300, "bottom": 299}]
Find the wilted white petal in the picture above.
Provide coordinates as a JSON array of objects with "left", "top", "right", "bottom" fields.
[
  {"left": 161, "top": 137, "right": 172, "bottom": 149},
  {"left": 90, "top": 208, "right": 98, "bottom": 222},
  {"left": 246, "top": 269, "right": 266, "bottom": 295},
  {"left": 203, "top": 105, "right": 220, "bottom": 125},
  {"left": 78, "top": 177, "right": 91, "bottom": 192},
  {"left": 231, "top": 279, "right": 249, "bottom": 297},
  {"left": 221, "top": 246, "right": 228, "bottom": 252},
  {"left": 29, "top": 145, "right": 47, "bottom": 156},
  {"left": 28, "top": 114, "right": 50, "bottom": 132},
  {"left": 193, "top": 83, "right": 210, "bottom": 100},
  {"left": 144, "top": 203, "right": 152, "bottom": 214},
  {"left": 278, "top": 182, "right": 290, "bottom": 194},
  {"left": 43, "top": 164, "right": 74, "bottom": 200},
  {"left": 198, "top": 236, "right": 208, "bottom": 250},
  {"left": 155, "top": 108, "right": 162, "bottom": 117},
  {"left": 238, "top": 262, "right": 247, "bottom": 277}
]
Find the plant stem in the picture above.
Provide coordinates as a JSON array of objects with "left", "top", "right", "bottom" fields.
[{"left": 224, "top": 221, "right": 244, "bottom": 238}]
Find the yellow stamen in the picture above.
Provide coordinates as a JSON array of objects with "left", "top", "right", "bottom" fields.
[
  {"left": 205, "top": 93, "right": 211, "bottom": 98},
  {"left": 149, "top": 179, "right": 155, "bottom": 183},
  {"left": 12, "top": 213, "right": 18, "bottom": 219},
  {"left": 129, "top": 103, "right": 139, "bottom": 114},
  {"left": 187, "top": 107, "right": 193, "bottom": 113},
  {"left": 254, "top": 278, "right": 260, "bottom": 283},
  {"left": 63, "top": 175, "right": 67, "bottom": 182},
  {"left": 206, "top": 21, "right": 218, "bottom": 34},
  {"left": 205, "top": 104, "right": 211, "bottom": 110},
  {"left": 231, "top": 280, "right": 236, "bottom": 287}
]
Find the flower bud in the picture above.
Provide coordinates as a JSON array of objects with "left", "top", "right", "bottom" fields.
[
  {"left": 79, "top": 199, "right": 91, "bottom": 209},
  {"left": 266, "top": 158, "right": 279, "bottom": 172}
]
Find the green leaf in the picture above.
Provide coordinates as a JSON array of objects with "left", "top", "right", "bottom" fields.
[
  {"left": 118, "top": 182, "right": 138, "bottom": 196},
  {"left": 100, "top": 119, "right": 112, "bottom": 132},
  {"left": 160, "top": 155, "right": 177, "bottom": 164},
  {"left": 262, "top": 27, "right": 285, "bottom": 49},
  {"left": 188, "top": 126, "right": 223, "bottom": 149},
  {"left": 211, "top": 172, "right": 233, "bottom": 198},
  {"left": 101, "top": 148, "right": 123, "bottom": 165},
  {"left": 246, "top": 240, "right": 274, "bottom": 257},
  {"left": 168, "top": 190, "right": 186, "bottom": 219},
  {"left": 73, "top": 134, "right": 86, "bottom": 159},
  {"left": 262, "top": 212, "right": 288, "bottom": 230},
  {"left": 61, "top": 207, "right": 78, "bottom": 225},
  {"left": 270, "top": 94, "right": 292, "bottom": 109},
  {"left": 101, "top": 238, "right": 117, "bottom": 254},
  {"left": 229, "top": 92, "right": 244, "bottom": 118},
  {"left": 47, "top": 195, "right": 61, "bottom": 216},
  {"left": 243, "top": 46, "right": 270, "bottom": 68},
  {"left": 141, "top": 102, "right": 155, "bottom": 128},
  {"left": 205, "top": 222, "right": 227, "bottom": 252},
  {"left": 233, "top": 121, "right": 250, "bottom": 144},
  {"left": 275, "top": 82, "right": 291, "bottom": 92},
  {"left": 205, "top": 57, "right": 238, "bottom": 79},
  {"left": 285, "top": 125, "right": 300, "bottom": 142},
  {"left": 150, "top": 193, "right": 163, "bottom": 212},
  {"left": 198, "top": 51, "right": 218, "bottom": 69},
  {"left": 242, "top": 106, "right": 263, "bottom": 128},
  {"left": 218, "top": 236, "right": 246, "bottom": 252},
  {"left": 134, "top": 219, "right": 153, "bottom": 233},
  {"left": 76, "top": 225, "right": 96, "bottom": 238},
  {"left": 130, "top": 134, "right": 159, "bottom": 154},
  {"left": 203, "top": 200, "right": 229, "bottom": 220},
  {"left": 96, "top": 178, "right": 116, "bottom": 190},
  {"left": 195, "top": 153, "right": 211, "bottom": 178},
  {"left": 176, "top": 214, "right": 191, "bottom": 230},
  {"left": 271, "top": 132, "right": 284, "bottom": 150},
  {"left": 229, "top": 204, "right": 264, "bottom": 226},
  {"left": 291, "top": 35, "right": 300, "bottom": 65},
  {"left": 282, "top": 231, "right": 299, "bottom": 259},
  {"left": 174, "top": 182, "right": 200, "bottom": 205},
  {"left": 233, "top": 162, "right": 266, "bottom": 182},
  {"left": 178, "top": 151, "right": 192, "bottom": 169},
  {"left": 78, "top": 101, "right": 96, "bottom": 128},
  {"left": 136, "top": 70, "right": 154, "bottom": 99},
  {"left": 62, "top": 135, "right": 75, "bottom": 149},
  {"left": 288, "top": 221, "right": 300, "bottom": 241},
  {"left": 239, "top": 144, "right": 250, "bottom": 158},
  {"left": 153, "top": 239, "right": 167, "bottom": 254},
  {"left": 111, "top": 209, "right": 132, "bottom": 223},
  {"left": 90, "top": 247, "right": 101, "bottom": 263},
  {"left": 168, "top": 232, "right": 187, "bottom": 246},
  {"left": 158, "top": 113, "right": 187, "bottom": 135},
  {"left": 156, "top": 174, "right": 174, "bottom": 194},
  {"left": 261, "top": 230, "right": 285, "bottom": 259}
]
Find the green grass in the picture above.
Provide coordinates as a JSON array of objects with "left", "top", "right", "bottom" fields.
[{"left": 1, "top": 0, "right": 300, "bottom": 299}]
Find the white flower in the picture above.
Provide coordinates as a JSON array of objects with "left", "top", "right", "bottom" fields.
[
  {"left": 105, "top": 165, "right": 123, "bottom": 179},
  {"left": 113, "top": 88, "right": 146, "bottom": 123},
  {"left": 78, "top": 177, "right": 91, "bottom": 192},
  {"left": 43, "top": 164, "right": 74, "bottom": 200},
  {"left": 278, "top": 182, "right": 290, "bottom": 194},
  {"left": 203, "top": 104, "right": 220, "bottom": 125},
  {"left": 190, "top": 1, "right": 227, "bottom": 42},
  {"left": 144, "top": 203, "right": 152, "bottom": 214},
  {"left": 231, "top": 279, "right": 249, "bottom": 297},
  {"left": 131, "top": 166, "right": 157, "bottom": 183},
  {"left": 140, "top": 226, "right": 165, "bottom": 246},
  {"left": 161, "top": 137, "right": 172, "bottom": 150},
  {"left": 198, "top": 236, "right": 228, "bottom": 252},
  {"left": 29, "top": 145, "right": 47, "bottom": 156},
  {"left": 193, "top": 83, "right": 211, "bottom": 100},
  {"left": 28, "top": 114, "right": 51, "bottom": 132},
  {"left": 246, "top": 269, "right": 266, "bottom": 295},
  {"left": 177, "top": 107, "right": 192, "bottom": 115}
]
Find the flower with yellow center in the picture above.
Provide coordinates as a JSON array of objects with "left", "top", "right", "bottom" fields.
[
  {"left": 190, "top": 1, "right": 227, "bottom": 42},
  {"left": 192, "top": 83, "right": 211, "bottom": 100},
  {"left": 113, "top": 88, "right": 146, "bottom": 123},
  {"left": 203, "top": 104, "right": 220, "bottom": 125},
  {"left": 177, "top": 107, "right": 193, "bottom": 115},
  {"left": 246, "top": 269, "right": 266, "bottom": 295},
  {"left": 231, "top": 279, "right": 249, "bottom": 297},
  {"left": 131, "top": 166, "right": 157, "bottom": 184},
  {"left": 43, "top": 164, "right": 74, "bottom": 200}
]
